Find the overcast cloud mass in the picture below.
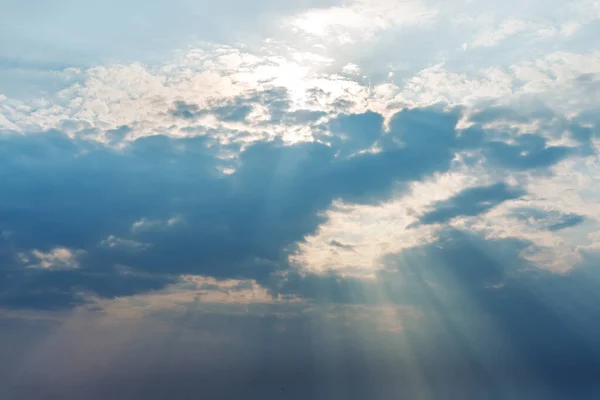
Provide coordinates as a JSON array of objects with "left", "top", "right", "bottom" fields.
[{"left": 1, "top": 0, "right": 600, "bottom": 399}]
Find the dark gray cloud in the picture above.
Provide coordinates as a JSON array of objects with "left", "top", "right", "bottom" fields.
[
  {"left": 0, "top": 268, "right": 175, "bottom": 310},
  {"left": 0, "top": 104, "right": 593, "bottom": 311},
  {"left": 0, "top": 106, "right": 467, "bottom": 309},
  {"left": 485, "top": 133, "right": 572, "bottom": 170},
  {"left": 417, "top": 182, "right": 525, "bottom": 225}
]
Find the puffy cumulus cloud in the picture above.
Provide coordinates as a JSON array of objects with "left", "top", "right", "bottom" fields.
[
  {"left": 2, "top": 30, "right": 599, "bottom": 152},
  {"left": 397, "top": 63, "right": 515, "bottom": 106},
  {"left": 394, "top": 52, "right": 600, "bottom": 112},
  {"left": 0, "top": 45, "right": 376, "bottom": 146},
  {"left": 511, "top": 52, "right": 600, "bottom": 103}
]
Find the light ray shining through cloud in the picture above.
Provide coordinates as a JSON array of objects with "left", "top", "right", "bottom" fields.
[{"left": 1, "top": 1, "right": 600, "bottom": 399}]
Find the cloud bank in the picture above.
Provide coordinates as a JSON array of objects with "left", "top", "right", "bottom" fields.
[{"left": 1, "top": 0, "right": 600, "bottom": 398}]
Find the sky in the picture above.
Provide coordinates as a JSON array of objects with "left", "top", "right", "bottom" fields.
[{"left": 1, "top": 0, "right": 600, "bottom": 399}]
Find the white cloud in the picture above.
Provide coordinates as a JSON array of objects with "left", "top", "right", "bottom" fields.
[
  {"left": 83, "top": 274, "right": 304, "bottom": 321},
  {"left": 390, "top": 50, "right": 600, "bottom": 114},
  {"left": 472, "top": 19, "right": 530, "bottom": 47},
  {"left": 559, "top": 21, "right": 582, "bottom": 36},
  {"left": 20, "top": 247, "right": 85, "bottom": 270},
  {"left": 470, "top": 17, "right": 582, "bottom": 48},
  {"left": 288, "top": 0, "right": 437, "bottom": 44},
  {"left": 342, "top": 63, "right": 361, "bottom": 75},
  {"left": 291, "top": 168, "right": 490, "bottom": 275},
  {"left": 445, "top": 153, "right": 600, "bottom": 272},
  {"left": 397, "top": 63, "right": 514, "bottom": 107},
  {"left": 0, "top": 44, "right": 372, "bottom": 145}
]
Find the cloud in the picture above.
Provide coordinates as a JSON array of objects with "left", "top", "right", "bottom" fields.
[
  {"left": 288, "top": 0, "right": 437, "bottom": 44},
  {"left": 0, "top": 0, "right": 339, "bottom": 73},
  {"left": 131, "top": 216, "right": 181, "bottom": 233},
  {"left": 99, "top": 235, "right": 152, "bottom": 251},
  {"left": 1, "top": 1, "right": 600, "bottom": 398},
  {"left": 170, "top": 97, "right": 256, "bottom": 123},
  {"left": 2, "top": 100, "right": 597, "bottom": 310},
  {"left": 324, "top": 110, "right": 384, "bottom": 155},
  {"left": 269, "top": 227, "right": 600, "bottom": 395},
  {"left": 485, "top": 134, "right": 572, "bottom": 170},
  {"left": 329, "top": 239, "right": 355, "bottom": 251},
  {"left": 169, "top": 101, "right": 206, "bottom": 120},
  {"left": 19, "top": 247, "right": 84, "bottom": 270},
  {"left": 548, "top": 214, "right": 586, "bottom": 231},
  {"left": 472, "top": 19, "right": 530, "bottom": 47},
  {"left": 0, "top": 267, "right": 175, "bottom": 310},
  {"left": 511, "top": 207, "right": 586, "bottom": 231},
  {"left": 417, "top": 183, "right": 526, "bottom": 225},
  {"left": 0, "top": 105, "right": 467, "bottom": 308}
]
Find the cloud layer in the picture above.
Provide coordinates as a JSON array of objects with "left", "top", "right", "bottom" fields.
[{"left": 2, "top": 0, "right": 600, "bottom": 398}]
